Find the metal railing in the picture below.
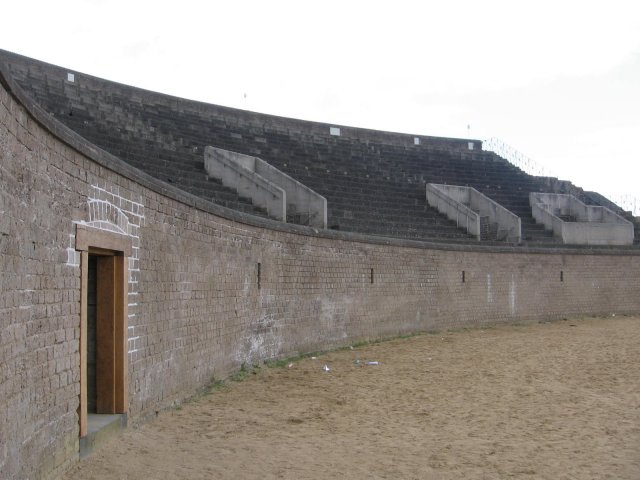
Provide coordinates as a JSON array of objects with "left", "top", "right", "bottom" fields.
[
  {"left": 483, "top": 137, "right": 639, "bottom": 217},
  {"left": 612, "top": 195, "right": 640, "bottom": 217},
  {"left": 482, "top": 137, "right": 556, "bottom": 177}
]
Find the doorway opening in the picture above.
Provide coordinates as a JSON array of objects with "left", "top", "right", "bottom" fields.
[{"left": 76, "top": 226, "right": 131, "bottom": 441}]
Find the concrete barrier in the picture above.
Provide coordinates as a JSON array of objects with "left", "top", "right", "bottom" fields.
[
  {"left": 204, "top": 146, "right": 286, "bottom": 221},
  {"left": 426, "top": 184, "right": 480, "bottom": 239},
  {"left": 204, "top": 147, "right": 327, "bottom": 228},
  {"left": 530, "top": 193, "right": 634, "bottom": 246},
  {"left": 427, "top": 184, "right": 521, "bottom": 243}
]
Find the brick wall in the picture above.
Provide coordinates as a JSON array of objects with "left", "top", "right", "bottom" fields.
[
  {"left": 1, "top": 75, "right": 84, "bottom": 479},
  {"left": 1, "top": 69, "right": 640, "bottom": 479}
]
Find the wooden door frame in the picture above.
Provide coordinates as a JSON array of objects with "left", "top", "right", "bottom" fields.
[{"left": 76, "top": 225, "right": 132, "bottom": 437}]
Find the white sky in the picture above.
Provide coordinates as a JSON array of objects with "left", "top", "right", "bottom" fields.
[{"left": 2, "top": 0, "right": 639, "bottom": 212}]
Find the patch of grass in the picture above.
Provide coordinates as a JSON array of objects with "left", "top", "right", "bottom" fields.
[
  {"left": 194, "top": 363, "right": 266, "bottom": 398},
  {"left": 349, "top": 339, "right": 379, "bottom": 349},
  {"left": 347, "top": 331, "right": 424, "bottom": 350},
  {"left": 266, "top": 351, "right": 323, "bottom": 369},
  {"left": 207, "top": 378, "right": 227, "bottom": 393},
  {"left": 193, "top": 375, "right": 229, "bottom": 397},
  {"left": 230, "top": 363, "right": 261, "bottom": 382}
]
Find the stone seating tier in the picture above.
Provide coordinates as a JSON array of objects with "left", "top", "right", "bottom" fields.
[{"left": 2, "top": 50, "right": 625, "bottom": 245}]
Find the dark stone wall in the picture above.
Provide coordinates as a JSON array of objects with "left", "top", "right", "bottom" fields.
[{"left": 1, "top": 57, "right": 640, "bottom": 479}]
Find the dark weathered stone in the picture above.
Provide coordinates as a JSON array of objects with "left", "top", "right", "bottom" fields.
[{"left": 0, "top": 49, "right": 587, "bottom": 243}]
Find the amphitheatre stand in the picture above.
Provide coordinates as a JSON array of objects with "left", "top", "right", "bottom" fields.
[{"left": 1, "top": 49, "right": 639, "bottom": 479}]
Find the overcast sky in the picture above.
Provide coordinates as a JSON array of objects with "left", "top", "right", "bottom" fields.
[{"left": 2, "top": 0, "right": 639, "bottom": 213}]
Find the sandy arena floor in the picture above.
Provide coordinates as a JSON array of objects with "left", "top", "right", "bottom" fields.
[{"left": 65, "top": 316, "right": 640, "bottom": 479}]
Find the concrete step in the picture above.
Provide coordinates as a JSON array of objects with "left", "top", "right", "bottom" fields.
[{"left": 79, "top": 413, "right": 127, "bottom": 459}]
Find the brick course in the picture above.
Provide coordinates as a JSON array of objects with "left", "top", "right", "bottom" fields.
[{"left": 1, "top": 65, "right": 640, "bottom": 479}]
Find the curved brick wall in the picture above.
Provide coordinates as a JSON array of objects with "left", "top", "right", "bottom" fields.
[{"left": 1, "top": 61, "right": 640, "bottom": 479}]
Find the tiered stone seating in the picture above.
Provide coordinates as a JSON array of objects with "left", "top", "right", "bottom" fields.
[{"left": 2, "top": 50, "right": 627, "bottom": 245}]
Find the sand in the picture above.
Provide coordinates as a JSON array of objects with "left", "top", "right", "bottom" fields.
[{"left": 64, "top": 316, "right": 640, "bottom": 479}]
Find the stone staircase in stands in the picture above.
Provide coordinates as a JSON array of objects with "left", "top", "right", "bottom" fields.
[{"left": 3, "top": 49, "right": 630, "bottom": 246}]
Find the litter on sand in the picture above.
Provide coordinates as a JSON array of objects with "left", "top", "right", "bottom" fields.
[
  {"left": 323, "top": 365, "right": 331, "bottom": 372},
  {"left": 353, "top": 359, "right": 379, "bottom": 366}
]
